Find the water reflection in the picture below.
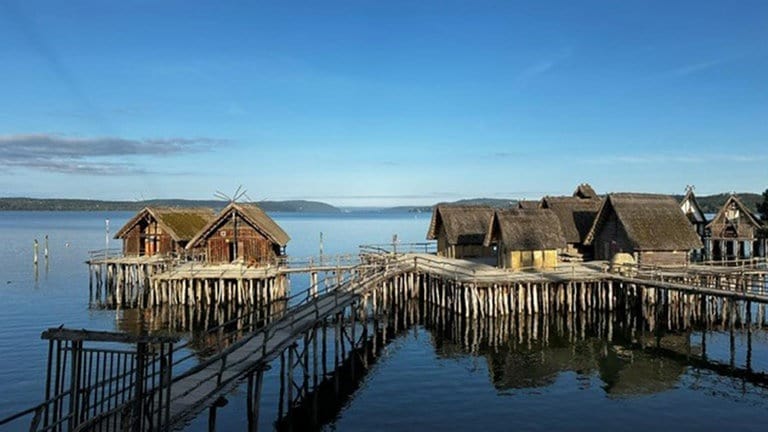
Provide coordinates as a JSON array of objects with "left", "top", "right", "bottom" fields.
[{"left": 107, "top": 295, "right": 768, "bottom": 431}]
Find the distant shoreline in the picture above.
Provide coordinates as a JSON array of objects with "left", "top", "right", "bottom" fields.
[{"left": 0, "top": 192, "right": 761, "bottom": 213}]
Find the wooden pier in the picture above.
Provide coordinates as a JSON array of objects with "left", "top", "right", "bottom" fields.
[
  {"left": 87, "top": 253, "right": 359, "bottom": 308},
  {"left": 5, "top": 250, "right": 768, "bottom": 431}
]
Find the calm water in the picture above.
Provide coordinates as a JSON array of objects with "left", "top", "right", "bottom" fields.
[{"left": 1, "top": 211, "right": 767, "bottom": 431}]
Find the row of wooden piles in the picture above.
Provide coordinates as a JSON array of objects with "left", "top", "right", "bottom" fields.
[
  {"left": 414, "top": 272, "right": 768, "bottom": 329},
  {"left": 90, "top": 262, "right": 289, "bottom": 309}
]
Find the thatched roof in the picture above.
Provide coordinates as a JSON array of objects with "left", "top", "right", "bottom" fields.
[
  {"left": 573, "top": 183, "right": 598, "bottom": 199},
  {"left": 426, "top": 205, "right": 495, "bottom": 245},
  {"left": 585, "top": 193, "right": 702, "bottom": 251},
  {"left": 187, "top": 202, "right": 290, "bottom": 249},
  {"left": 541, "top": 196, "right": 602, "bottom": 244},
  {"left": 516, "top": 200, "right": 541, "bottom": 209},
  {"left": 680, "top": 189, "right": 707, "bottom": 224},
  {"left": 114, "top": 207, "right": 216, "bottom": 242},
  {"left": 484, "top": 209, "right": 566, "bottom": 250},
  {"left": 706, "top": 194, "right": 762, "bottom": 238}
]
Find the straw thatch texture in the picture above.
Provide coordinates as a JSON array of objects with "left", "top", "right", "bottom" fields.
[
  {"left": 114, "top": 207, "right": 216, "bottom": 242},
  {"left": 485, "top": 209, "right": 566, "bottom": 251},
  {"left": 585, "top": 193, "right": 702, "bottom": 251},
  {"left": 573, "top": 183, "right": 598, "bottom": 199},
  {"left": 540, "top": 197, "right": 601, "bottom": 244},
  {"left": 516, "top": 200, "right": 541, "bottom": 209},
  {"left": 188, "top": 202, "right": 290, "bottom": 249},
  {"left": 427, "top": 205, "right": 495, "bottom": 245}
]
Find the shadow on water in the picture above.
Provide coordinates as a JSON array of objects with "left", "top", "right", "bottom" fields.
[{"left": 106, "top": 293, "right": 768, "bottom": 431}]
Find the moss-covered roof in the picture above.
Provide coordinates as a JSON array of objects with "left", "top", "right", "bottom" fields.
[{"left": 114, "top": 207, "right": 216, "bottom": 242}]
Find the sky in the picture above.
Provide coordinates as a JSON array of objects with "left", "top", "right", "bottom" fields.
[{"left": 0, "top": 0, "right": 766, "bottom": 207}]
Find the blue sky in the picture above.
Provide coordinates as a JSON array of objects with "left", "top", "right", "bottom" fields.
[{"left": 0, "top": 0, "right": 766, "bottom": 206}]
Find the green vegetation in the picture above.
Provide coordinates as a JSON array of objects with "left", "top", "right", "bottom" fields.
[
  {"left": 757, "top": 188, "right": 768, "bottom": 221},
  {"left": 0, "top": 198, "right": 341, "bottom": 213}
]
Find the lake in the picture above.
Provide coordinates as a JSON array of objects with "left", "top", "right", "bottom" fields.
[{"left": 1, "top": 211, "right": 767, "bottom": 431}]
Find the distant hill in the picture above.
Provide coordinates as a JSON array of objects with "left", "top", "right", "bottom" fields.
[
  {"left": 387, "top": 193, "right": 765, "bottom": 215},
  {"left": 0, "top": 198, "right": 341, "bottom": 213},
  {"left": 671, "top": 193, "right": 762, "bottom": 214},
  {"left": 385, "top": 198, "right": 518, "bottom": 213}
]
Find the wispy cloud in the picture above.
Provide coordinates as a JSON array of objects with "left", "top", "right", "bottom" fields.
[
  {"left": 0, "top": 133, "right": 226, "bottom": 175},
  {"left": 514, "top": 49, "right": 572, "bottom": 88},
  {"left": 668, "top": 59, "right": 727, "bottom": 77}
]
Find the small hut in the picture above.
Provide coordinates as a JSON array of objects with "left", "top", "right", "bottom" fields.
[
  {"left": 484, "top": 209, "right": 566, "bottom": 270},
  {"left": 679, "top": 187, "right": 707, "bottom": 261},
  {"left": 114, "top": 207, "right": 216, "bottom": 257},
  {"left": 584, "top": 193, "right": 702, "bottom": 266},
  {"left": 426, "top": 205, "right": 496, "bottom": 261},
  {"left": 573, "top": 183, "right": 599, "bottom": 200},
  {"left": 679, "top": 187, "right": 707, "bottom": 238},
  {"left": 186, "top": 202, "right": 290, "bottom": 265},
  {"left": 540, "top": 195, "right": 602, "bottom": 260},
  {"left": 706, "top": 194, "right": 764, "bottom": 260}
]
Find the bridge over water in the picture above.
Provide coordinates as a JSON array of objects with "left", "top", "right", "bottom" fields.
[{"left": 3, "top": 251, "right": 768, "bottom": 431}]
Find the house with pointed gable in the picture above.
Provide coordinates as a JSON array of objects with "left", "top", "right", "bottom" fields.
[
  {"left": 573, "top": 183, "right": 599, "bottom": 200},
  {"left": 484, "top": 208, "right": 566, "bottom": 270},
  {"left": 584, "top": 193, "right": 702, "bottom": 266},
  {"left": 186, "top": 202, "right": 290, "bottom": 264},
  {"left": 706, "top": 194, "right": 765, "bottom": 260},
  {"left": 426, "top": 205, "right": 496, "bottom": 261},
  {"left": 679, "top": 187, "right": 707, "bottom": 238},
  {"left": 540, "top": 183, "right": 602, "bottom": 259},
  {"left": 114, "top": 207, "right": 216, "bottom": 257}
]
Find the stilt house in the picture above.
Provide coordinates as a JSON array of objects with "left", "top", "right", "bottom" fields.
[
  {"left": 483, "top": 209, "right": 566, "bottom": 270},
  {"left": 679, "top": 187, "right": 707, "bottom": 238},
  {"left": 540, "top": 184, "right": 602, "bottom": 259},
  {"left": 679, "top": 187, "right": 707, "bottom": 261},
  {"left": 427, "top": 205, "right": 496, "bottom": 261},
  {"left": 114, "top": 207, "right": 216, "bottom": 257},
  {"left": 706, "top": 194, "right": 765, "bottom": 260},
  {"left": 584, "top": 194, "right": 702, "bottom": 266},
  {"left": 186, "top": 202, "right": 290, "bottom": 265}
]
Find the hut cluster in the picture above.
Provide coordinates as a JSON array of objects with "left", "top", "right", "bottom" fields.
[
  {"left": 427, "top": 183, "right": 767, "bottom": 271},
  {"left": 114, "top": 202, "right": 290, "bottom": 266}
]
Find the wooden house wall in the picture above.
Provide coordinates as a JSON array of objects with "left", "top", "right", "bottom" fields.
[
  {"left": 638, "top": 250, "right": 689, "bottom": 267},
  {"left": 593, "top": 211, "right": 633, "bottom": 260},
  {"left": 204, "top": 216, "right": 280, "bottom": 264},
  {"left": 436, "top": 225, "right": 450, "bottom": 257},
  {"left": 501, "top": 249, "right": 558, "bottom": 271},
  {"left": 454, "top": 244, "right": 495, "bottom": 260},
  {"left": 709, "top": 210, "right": 760, "bottom": 240},
  {"left": 120, "top": 221, "right": 176, "bottom": 257},
  {"left": 123, "top": 226, "right": 141, "bottom": 256}
]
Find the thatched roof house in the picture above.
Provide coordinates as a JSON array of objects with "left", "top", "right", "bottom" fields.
[
  {"left": 115, "top": 207, "right": 216, "bottom": 257},
  {"left": 187, "top": 202, "right": 290, "bottom": 264},
  {"left": 573, "top": 183, "right": 598, "bottom": 200},
  {"left": 484, "top": 209, "right": 566, "bottom": 270},
  {"left": 540, "top": 196, "right": 602, "bottom": 258},
  {"left": 706, "top": 194, "right": 764, "bottom": 260},
  {"left": 584, "top": 193, "right": 702, "bottom": 266},
  {"left": 679, "top": 188, "right": 707, "bottom": 238},
  {"left": 427, "top": 205, "right": 496, "bottom": 260}
]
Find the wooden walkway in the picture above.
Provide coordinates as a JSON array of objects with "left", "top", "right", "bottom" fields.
[{"left": 165, "top": 257, "right": 414, "bottom": 427}]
